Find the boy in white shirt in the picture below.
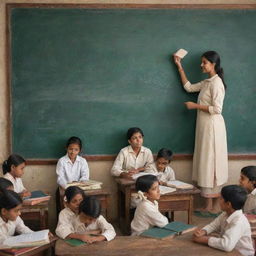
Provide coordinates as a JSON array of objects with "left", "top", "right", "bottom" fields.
[
  {"left": 193, "top": 185, "right": 254, "bottom": 256},
  {"left": 145, "top": 148, "right": 175, "bottom": 185},
  {"left": 111, "top": 127, "right": 153, "bottom": 179},
  {"left": 131, "top": 175, "right": 168, "bottom": 236}
]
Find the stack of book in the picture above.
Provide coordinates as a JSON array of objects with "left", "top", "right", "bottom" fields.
[
  {"left": 23, "top": 191, "right": 51, "bottom": 206},
  {"left": 66, "top": 180, "right": 102, "bottom": 190},
  {"left": 141, "top": 221, "right": 196, "bottom": 239}
]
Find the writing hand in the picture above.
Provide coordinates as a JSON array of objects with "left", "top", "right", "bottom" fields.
[{"left": 193, "top": 228, "right": 206, "bottom": 237}]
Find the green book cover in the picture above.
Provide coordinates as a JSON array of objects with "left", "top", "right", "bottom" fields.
[
  {"left": 141, "top": 227, "right": 177, "bottom": 239},
  {"left": 64, "top": 239, "right": 86, "bottom": 247},
  {"left": 164, "top": 221, "right": 196, "bottom": 233}
]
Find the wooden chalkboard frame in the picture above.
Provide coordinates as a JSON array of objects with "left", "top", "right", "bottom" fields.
[{"left": 6, "top": 3, "right": 256, "bottom": 163}]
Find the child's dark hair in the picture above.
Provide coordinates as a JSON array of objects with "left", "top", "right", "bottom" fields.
[
  {"left": 0, "top": 190, "right": 22, "bottom": 211},
  {"left": 0, "top": 178, "right": 13, "bottom": 190},
  {"left": 127, "top": 127, "right": 144, "bottom": 140},
  {"left": 2, "top": 154, "right": 26, "bottom": 175},
  {"left": 241, "top": 166, "right": 256, "bottom": 188},
  {"left": 157, "top": 148, "right": 173, "bottom": 162},
  {"left": 65, "top": 186, "right": 85, "bottom": 203},
  {"left": 136, "top": 175, "right": 158, "bottom": 192},
  {"left": 66, "top": 136, "right": 82, "bottom": 150},
  {"left": 79, "top": 196, "right": 101, "bottom": 218},
  {"left": 221, "top": 185, "right": 247, "bottom": 210},
  {"left": 202, "top": 51, "right": 227, "bottom": 89}
]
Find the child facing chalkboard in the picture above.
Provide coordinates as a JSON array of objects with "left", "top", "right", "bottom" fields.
[
  {"left": 111, "top": 127, "right": 154, "bottom": 179},
  {"left": 56, "top": 136, "right": 90, "bottom": 189},
  {"left": 3, "top": 154, "right": 31, "bottom": 198}
]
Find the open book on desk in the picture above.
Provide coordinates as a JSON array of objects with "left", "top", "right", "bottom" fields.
[
  {"left": 66, "top": 180, "right": 103, "bottom": 190},
  {"left": 141, "top": 221, "right": 196, "bottom": 239},
  {"left": 159, "top": 185, "right": 176, "bottom": 195},
  {"left": 1, "top": 230, "right": 50, "bottom": 249},
  {"left": 23, "top": 191, "right": 50, "bottom": 205},
  {"left": 166, "top": 180, "right": 194, "bottom": 190}
]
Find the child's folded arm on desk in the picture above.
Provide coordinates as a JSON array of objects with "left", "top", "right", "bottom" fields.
[
  {"left": 111, "top": 151, "right": 125, "bottom": 177},
  {"left": 15, "top": 216, "right": 33, "bottom": 234},
  {"left": 97, "top": 216, "right": 116, "bottom": 241}
]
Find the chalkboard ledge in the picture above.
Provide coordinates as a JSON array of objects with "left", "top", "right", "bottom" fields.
[{"left": 25, "top": 154, "right": 256, "bottom": 165}]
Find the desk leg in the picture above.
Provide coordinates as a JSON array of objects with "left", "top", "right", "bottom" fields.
[{"left": 188, "top": 195, "right": 193, "bottom": 224}]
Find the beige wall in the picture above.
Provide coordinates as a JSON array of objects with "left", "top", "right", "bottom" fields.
[{"left": 0, "top": 0, "right": 255, "bottom": 231}]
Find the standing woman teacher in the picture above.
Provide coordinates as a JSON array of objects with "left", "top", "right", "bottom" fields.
[{"left": 173, "top": 51, "right": 228, "bottom": 213}]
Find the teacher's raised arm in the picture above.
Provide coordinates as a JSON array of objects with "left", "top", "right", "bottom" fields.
[{"left": 173, "top": 51, "right": 228, "bottom": 215}]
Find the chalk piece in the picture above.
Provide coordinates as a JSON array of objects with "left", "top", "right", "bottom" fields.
[{"left": 174, "top": 49, "right": 188, "bottom": 59}]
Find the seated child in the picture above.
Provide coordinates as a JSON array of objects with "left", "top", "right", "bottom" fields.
[
  {"left": 3, "top": 154, "right": 31, "bottom": 198},
  {"left": 56, "top": 136, "right": 90, "bottom": 189},
  {"left": 111, "top": 127, "right": 154, "bottom": 179},
  {"left": 55, "top": 186, "right": 85, "bottom": 239},
  {"left": 239, "top": 166, "right": 256, "bottom": 214},
  {"left": 193, "top": 185, "right": 254, "bottom": 256},
  {"left": 145, "top": 148, "right": 175, "bottom": 186},
  {"left": 0, "top": 189, "right": 33, "bottom": 245},
  {"left": 0, "top": 178, "right": 14, "bottom": 191},
  {"left": 57, "top": 196, "right": 116, "bottom": 243},
  {"left": 131, "top": 175, "right": 168, "bottom": 236}
]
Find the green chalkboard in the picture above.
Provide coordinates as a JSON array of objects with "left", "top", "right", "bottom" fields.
[{"left": 10, "top": 7, "right": 256, "bottom": 158}]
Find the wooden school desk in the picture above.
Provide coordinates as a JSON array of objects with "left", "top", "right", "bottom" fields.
[
  {"left": 58, "top": 187, "right": 110, "bottom": 218},
  {"left": 21, "top": 201, "right": 49, "bottom": 230},
  {"left": 55, "top": 234, "right": 241, "bottom": 256},
  {"left": 116, "top": 178, "right": 200, "bottom": 234},
  {"left": 0, "top": 237, "right": 58, "bottom": 256}
]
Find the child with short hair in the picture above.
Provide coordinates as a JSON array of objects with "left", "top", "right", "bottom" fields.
[
  {"left": 56, "top": 136, "right": 90, "bottom": 189},
  {"left": 0, "top": 190, "right": 33, "bottom": 245},
  {"left": 239, "top": 166, "right": 256, "bottom": 214},
  {"left": 0, "top": 178, "right": 14, "bottom": 191},
  {"left": 111, "top": 127, "right": 154, "bottom": 179},
  {"left": 145, "top": 148, "right": 175, "bottom": 186},
  {"left": 63, "top": 196, "right": 116, "bottom": 243},
  {"left": 131, "top": 175, "right": 168, "bottom": 236},
  {"left": 55, "top": 186, "right": 85, "bottom": 239},
  {"left": 193, "top": 185, "right": 254, "bottom": 256},
  {"left": 3, "top": 154, "right": 31, "bottom": 198}
]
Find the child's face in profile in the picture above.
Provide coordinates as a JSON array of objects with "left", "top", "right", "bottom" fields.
[
  {"left": 156, "top": 157, "right": 169, "bottom": 172},
  {"left": 239, "top": 173, "right": 254, "bottom": 192},
  {"left": 67, "top": 193, "right": 84, "bottom": 213},
  {"left": 1, "top": 204, "right": 22, "bottom": 222},
  {"left": 79, "top": 212, "right": 96, "bottom": 227},
  {"left": 67, "top": 143, "right": 81, "bottom": 161},
  {"left": 11, "top": 162, "right": 25, "bottom": 178},
  {"left": 145, "top": 181, "right": 160, "bottom": 201},
  {"left": 219, "top": 196, "right": 230, "bottom": 212},
  {"left": 128, "top": 132, "right": 143, "bottom": 149}
]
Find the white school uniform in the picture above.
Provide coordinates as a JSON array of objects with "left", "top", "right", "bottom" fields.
[
  {"left": 243, "top": 188, "right": 256, "bottom": 214},
  {"left": 0, "top": 216, "right": 33, "bottom": 245},
  {"left": 111, "top": 146, "right": 154, "bottom": 177},
  {"left": 131, "top": 198, "right": 168, "bottom": 236},
  {"left": 3, "top": 172, "right": 26, "bottom": 194},
  {"left": 145, "top": 163, "right": 175, "bottom": 183},
  {"left": 55, "top": 207, "right": 77, "bottom": 239},
  {"left": 202, "top": 210, "right": 254, "bottom": 256},
  {"left": 72, "top": 215, "right": 116, "bottom": 241},
  {"left": 184, "top": 75, "right": 228, "bottom": 196},
  {"left": 56, "top": 154, "right": 90, "bottom": 188}
]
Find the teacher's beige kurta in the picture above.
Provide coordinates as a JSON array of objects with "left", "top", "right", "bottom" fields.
[{"left": 184, "top": 74, "right": 228, "bottom": 189}]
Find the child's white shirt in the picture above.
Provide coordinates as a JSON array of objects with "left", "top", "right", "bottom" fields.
[
  {"left": 202, "top": 210, "right": 254, "bottom": 256},
  {"left": 55, "top": 207, "right": 77, "bottom": 239},
  {"left": 111, "top": 146, "right": 154, "bottom": 177},
  {"left": 145, "top": 163, "right": 175, "bottom": 183},
  {"left": 73, "top": 215, "right": 116, "bottom": 241},
  {"left": 56, "top": 154, "right": 90, "bottom": 188},
  {"left": 3, "top": 173, "right": 26, "bottom": 194},
  {"left": 131, "top": 198, "right": 168, "bottom": 236},
  {"left": 243, "top": 188, "right": 256, "bottom": 214},
  {"left": 0, "top": 216, "right": 33, "bottom": 245}
]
